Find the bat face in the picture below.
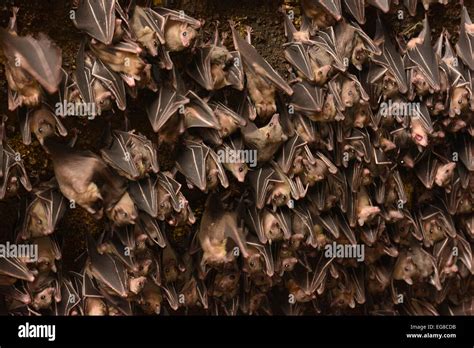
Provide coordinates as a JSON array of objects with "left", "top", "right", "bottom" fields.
[{"left": 106, "top": 191, "right": 138, "bottom": 226}]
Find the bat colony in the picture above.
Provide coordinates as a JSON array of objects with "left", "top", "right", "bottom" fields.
[{"left": 0, "top": 0, "right": 473, "bottom": 316}]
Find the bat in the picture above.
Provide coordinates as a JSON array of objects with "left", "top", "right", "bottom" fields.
[
  {"left": 241, "top": 114, "right": 288, "bottom": 163},
  {"left": 229, "top": 20, "right": 293, "bottom": 119},
  {"left": 0, "top": 23, "right": 62, "bottom": 102},
  {"left": 130, "top": 5, "right": 166, "bottom": 57},
  {"left": 245, "top": 204, "right": 292, "bottom": 244},
  {"left": 72, "top": 0, "right": 116, "bottom": 45},
  {"left": 27, "top": 274, "right": 59, "bottom": 310},
  {"left": 86, "top": 236, "right": 128, "bottom": 298},
  {"left": 33, "top": 236, "right": 62, "bottom": 274},
  {"left": 457, "top": 133, "right": 473, "bottom": 172},
  {"left": 54, "top": 275, "right": 81, "bottom": 315},
  {"left": 146, "top": 85, "right": 189, "bottom": 134},
  {"left": 176, "top": 140, "right": 228, "bottom": 192},
  {"left": 0, "top": 141, "right": 32, "bottom": 200},
  {"left": 404, "top": 16, "right": 441, "bottom": 95},
  {"left": 101, "top": 130, "right": 159, "bottom": 181},
  {"left": 290, "top": 81, "right": 325, "bottom": 118},
  {"left": 183, "top": 91, "right": 221, "bottom": 130},
  {"left": 91, "top": 56, "right": 127, "bottom": 110},
  {"left": 301, "top": 0, "right": 342, "bottom": 30},
  {"left": 198, "top": 193, "right": 249, "bottom": 268},
  {"left": 455, "top": 6, "right": 474, "bottom": 70},
  {"left": 19, "top": 104, "right": 68, "bottom": 146},
  {"left": 20, "top": 180, "right": 67, "bottom": 240},
  {"left": 156, "top": 7, "right": 201, "bottom": 52},
  {"left": 217, "top": 136, "right": 249, "bottom": 183},
  {"left": 370, "top": 16, "right": 408, "bottom": 96},
  {"left": 187, "top": 25, "right": 244, "bottom": 91},
  {"left": 43, "top": 137, "right": 128, "bottom": 220}
]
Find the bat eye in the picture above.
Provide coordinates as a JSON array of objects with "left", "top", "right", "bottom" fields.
[
  {"left": 37, "top": 219, "right": 42, "bottom": 225},
  {"left": 284, "top": 263, "right": 289, "bottom": 268},
  {"left": 182, "top": 31, "right": 187, "bottom": 37},
  {"left": 40, "top": 295, "right": 46, "bottom": 300},
  {"left": 269, "top": 122, "right": 273, "bottom": 127},
  {"left": 318, "top": 71, "right": 322, "bottom": 76},
  {"left": 348, "top": 91, "right": 353, "bottom": 96},
  {"left": 238, "top": 166, "right": 244, "bottom": 172},
  {"left": 165, "top": 267, "right": 169, "bottom": 274},
  {"left": 249, "top": 261, "right": 255, "bottom": 267},
  {"left": 153, "top": 40, "right": 158, "bottom": 48},
  {"left": 458, "top": 99, "right": 463, "bottom": 104},
  {"left": 122, "top": 212, "right": 128, "bottom": 217},
  {"left": 229, "top": 274, "right": 236, "bottom": 280},
  {"left": 39, "top": 127, "right": 43, "bottom": 133}
]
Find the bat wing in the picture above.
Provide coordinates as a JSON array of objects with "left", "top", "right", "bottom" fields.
[
  {"left": 227, "top": 51, "right": 245, "bottom": 91},
  {"left": 248, "top": 167, "right": 280, "bottom": 209},
  {"left": 129, "top": 176, "right": 158, "bottom": 217},
  {"left": 86, "top": 236, "right": 128, "bottom": 298},
  {"left": 415, "top": 150, "right": 438, "bottom": 189},
  {"left": 147, "top": 86, "right": 189, "bottom": 133},
  {"left": 73, "top": 0, "right": 115, "bottom": 45},
  {"left": 222, "top": 214, "right": 249, "bottom": 258},
  {"left": 367, "top": 0, "right": 391, "bottom": 12},
  {"left": 0, "top": 30, "right": 62, "bottom": 94},
  {"left": 283, "top": 42, "right": 314, "bottom": 82},
  {"left": 290, "top": 80, "right": 325, "bottom": 116},
  {"left": 277, "top": 134, "right": 307, "bottom": 174},
  {"left": 187, "top": 47, "right": 214, "bottom": 91},
  {"left": 245, "top": 205, "right": 267, "bottom": 244},
  {"left": 208, "top": 147, "right": 229, "bottom": 188},
  {"left": 184, "top": 91, "right": 220, "bottom": 129},
  {"left": 229, "top": 21, "right": 293, "bottom": 95},
  {"left": 176, "top": 141, "right": 208, "bottom": 191},
  {"left": 75, "top": 40, "right": 94, "bottom": 105},
  {"left": 92, "top": 58, "right": 126, "bottom": 110},
  {"left": 155, "top": 8, "right": 201, "bottom": 28},
  {"left": 0, "top": 257, "right": 35, "bottom": 282},
  {"left": 343, "top": 0, "right": 365, "bottom": 24},
  {"left": 100, "top": 131, "right": 141, "bottom": 180},
  {"left": 276, "top": 207, "right": 292, "bottom": 240},
  {"left": 314, "top": 213, "right": 339, "bottom": 239},
  {"left": 406, "top": 17, "right": 440, "bottom": 91},
  {"left": 137, "top": 213, "right": 166, "bottom": 248},
  {"left": 458, "top": 133, "right": 473, "bottom": 171},
  {"left": 456, "top": 7, "right": 474, "bottom": 70},
  {"left": 403, "top": 0, "right": 418, "bottom": 16}
]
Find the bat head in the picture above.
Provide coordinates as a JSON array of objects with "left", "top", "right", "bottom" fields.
[
  {"left": 32, "top": 286, "right": 55, "bottom": 310},
  {"left": 180, "top": 23, "right": 197, "bottom": 48},
  {"left": 107, "top": 192, "right": 138, "bottom": 226}
]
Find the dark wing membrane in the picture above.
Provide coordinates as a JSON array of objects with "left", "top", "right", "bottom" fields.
[
  {"left": 0, "top": 257, "right": 35, "bottom": 282},
  {"left": 290, "top": 80, "right": 325, "bottom": 115},
  {"left": 456, "top": 7, "right": 474, "bottom": 70},
  {"left": 176, "top": 142, "right": 208, "bottom": 191},
  {"left": 230, "top": 22, "right": 293, "bottom": 95},
  {"left": 100, "top": 131, "right": 140, "bottom": 180},
  {"left": 283, "top": 42, "right": 314, "bottom": 82},
  {"left": 92, "top": 58, "right": 126, "bottom": 110},
  {"left": 186, "top": 47, "right": 214, "bottom": 91},
  {"left": 147, "top": 86, "right": 189, "bottom": 132},
  {"left": 183, "top": 91, "right": 220, "bottom": 129},
  {"left": 73, "top": 0, "right": 115, "bottom": 45},
  {"left": 343, "top": 0, "right": 365, "bottom": 24},
  {"left": 129, "top": 176, "right": 158, "bottom": 217}
]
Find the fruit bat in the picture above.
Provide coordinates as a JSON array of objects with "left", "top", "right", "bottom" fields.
[
  {"left": 290, "top": 81, "right": 325, "bottom": 118},
  {"left": 130, "top": 5, "right": 166, "bottom": 57},
  {"left": 183, "top": 91, "right": 220, "bottom": 130},
  {"left": 27, "top": 274, "right": 59, "bottom": 310},
  {"left": 19, "top": 105, "right": 68, "bottom": 146},
  {"left": 156, "top": 7, "right": 201, "bottom": 52},
  {"left": 91, "top": 55, "right": 128, "bottom": 109},
  {"left": 20, "top": 181, "right": 67, "bottom": 240},
  {"left": 404, "top": 16, "right": 440, "bottom": 95},
  {"left": 54, "top": 275, "right": 81, "bottom": 316},
  {"left": 89, "top": 39, "right": 146, "bottom": 86},
  {"left": 86, "top": 236, "right": 128, "bottom": 298},
  {"left": 241, "top": 114, "right": 288, "bottom": 163},
  {"left": 456, "top": 6, "right": 474, "bottom": 71},
  {"left": 187, "top": 25, "right": 244, "bottom": 91},
  {"left": 100, "top": 129, "right": 159, "bottom": 181},
  {"left": 217, "top": 137, "right": 249, "bottom": 183},
  {"left": 242, "top": 236, "right": 275, "bottom": 277},
  {"left": 32, "top": 236, "right": 62, "bottom": 274},
  {"left": 0, "top": 139, "right": 32, "bottom": 200},
  {"left": 245, "top": 204, "right": 292, "bottom": 244},
  {"left": 0, "top": 10, "right": 62, "bottom": 110},
  {"left": 197, "top": 193, "right": 249, "bottom": 268},
  {"left": 72, "top": 0, "right": 117, "bottom": 45},
  {"left": 146, "top": 84, "right": 189, "bottom": 137},
  {"left": 176, "top": 140, "right": 228, "bottom": 192},
  {"left": 301, "top": 0, "right": 342, "bottom": 30},
  {"left": 43, "top": 137, "right": 128, "bottom": 220},
  {"left": 229, "top": 20, "right": 293, "bottom": 119},
  {"left": 248, "top": 167, "right": 290, "bottom": 210},
  {"left": 370, "top": 16, "right": 408, "bottom": 96}
]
